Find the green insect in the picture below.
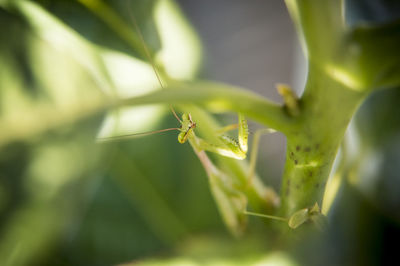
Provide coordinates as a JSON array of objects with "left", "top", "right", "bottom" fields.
[
  {"left": 177, "top": 112, "right": 248, "bottom": 160},
  {"left": 99, "top": 110, "right": 249, "bottom": 161}
]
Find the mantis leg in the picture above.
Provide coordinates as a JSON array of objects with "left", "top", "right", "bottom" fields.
[
  {"left": 247, "top": 128, "right": 276, "bottom": 187},
  {"left": 214, "top": 124, "right": 239, "bottom": 135},
  {"left": 214, "top": 113, "right": 248, "bottom": 153},
  {"left": 189, "top": 113, "right": 249, "bottom": 160},
  {"left": 238, "top": 113, "right": 248, "bottom": 153},
  {"left": 192, "top": 135, "right": 246, "bottom": 160}
]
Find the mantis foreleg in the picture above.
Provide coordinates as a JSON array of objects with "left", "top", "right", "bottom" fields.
[{"left": 187, "top": 113, "right": 249, "bottom": 160}]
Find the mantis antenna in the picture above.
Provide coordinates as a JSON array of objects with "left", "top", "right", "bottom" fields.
[
  {"left": 244, "top": 210, "right": 287, "bottom": 222},
  {"left": 97, "top": 127, "right": 181, "bottom": 143},
  {"left": 97, "top": 1, "right": 184, "bottom": 143},
  {"left": 126, "top": 0, "right": 182, "bottom": 123}
]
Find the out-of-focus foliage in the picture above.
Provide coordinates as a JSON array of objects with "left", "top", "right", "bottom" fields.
[
  {"left": 0, "top": 0, "right": 211, "bottom": 265},
  {"left": 350, "top": 87, "right": 400, "bottom": 220},
  {"left": 0, "top": 1, "right": 108, "bottom": 264},
  {"left": 124, "top": 237, "right": 298, "bottom": 266},
  {"left": 345, "top": 0, "right": 400, "bottom": 26}
]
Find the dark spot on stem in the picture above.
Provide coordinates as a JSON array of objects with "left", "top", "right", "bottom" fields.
[
  {"left": 315, "top": 143, "right": 320, "bottom": 149},
  {"left": 286, "top": 188, "right": 290, "bottom": 196},
  {"left": 296, "top": 145, "right": 301, "bottom": 151},
  {"left": 315, "top": 183, "right": 320, "bottom": 188},
  {"left": 305, "top": 146, "right": 311, "bottom": 152},
  {"left": 294, "top": 160, "right": 298, "bottom": 165},
  {"left": 308, "top": 171, "right": 313, "bottom": 177},
  {"left": 290, "top": 151, "right": 294, "bottom": 157}
]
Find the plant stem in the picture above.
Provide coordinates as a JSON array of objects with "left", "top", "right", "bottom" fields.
[
  {"left": 284, "top": 0, "right": 344, "bottom": 61},
  {"left": 280, "top": 65, "right": 367, "bottom": 216},
  {"left": 118, "top": 81, "right": 296, "bottom": 134}
]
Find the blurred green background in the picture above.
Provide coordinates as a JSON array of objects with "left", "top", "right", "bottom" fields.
[{"left": 0, "top": 0, "right": 400, "bottom": 265}]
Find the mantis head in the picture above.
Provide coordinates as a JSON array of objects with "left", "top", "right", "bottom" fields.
[{"left": 178, "top": 113, "right": 196, "bottom": 144}]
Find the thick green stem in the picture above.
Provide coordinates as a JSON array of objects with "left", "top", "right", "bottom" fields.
[
  {"left": 280, "top": 65, "right": 366, "bottom": 216},
  {"left": 284, "top": 0, "right": 344, "bottom": 60},
  {"left": 118, "top": 81, "right": 295, "bottom": 134}
]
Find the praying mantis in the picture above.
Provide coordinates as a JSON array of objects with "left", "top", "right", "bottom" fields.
[{"left": 96, "top": 0, "right": 325, "bottom": 233}]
